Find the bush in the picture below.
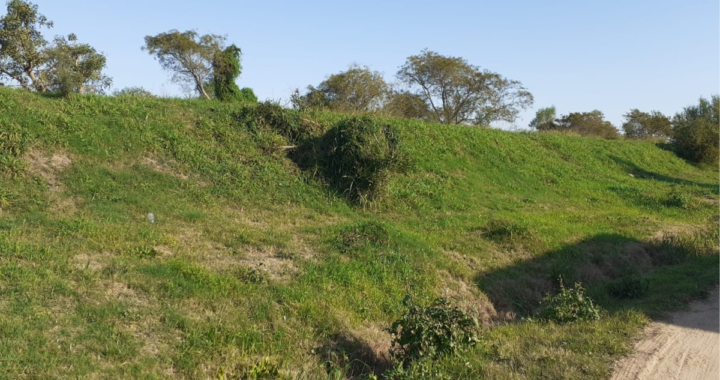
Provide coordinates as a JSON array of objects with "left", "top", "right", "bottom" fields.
[
  {"left": 539, "top": 280, "right": 601, "bottom": 323},
  {"left": 319, "top": 116, "right": 406, "bottom": 203},
  {"left": 238, "top": 87, "right": 258, "bottom": 103},
  {"left": 235, "top": 101, "right": 320, "bottom": 144},
  {"left": 388, "top": 297, "right": 479, "bottom": 367},
  {"left": 671, "top": 95, "right": 719, "bottom": 165},
  {"left": 112, "top": 86, "right": 154, "bottom": 98}
]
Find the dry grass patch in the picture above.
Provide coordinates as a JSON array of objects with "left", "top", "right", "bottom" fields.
[{"left": 140, "top": 156, "right": 190, "bottom": 181}]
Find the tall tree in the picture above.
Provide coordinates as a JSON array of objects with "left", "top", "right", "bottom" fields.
[
  {"left": 396, "top": 49, "right": 533, "bottom": 125},
  {"left": 529, "top": 106, "right": 557, "bottom": 131},
  {"left": 621, "top": 109, "right": 672, "bottom": 140},
  {"left": 0, "top": 0, "right": 52, "bottom": 91},
  {"left": 555, "top": 110, "right": 619, "bottom": 139},
  {"left": 383, "top": 91, "right": 429, "bottom": 120},
  {"left": 293, "top": 64, "right": 388, "bottom": 113},
  {"left": 0, "top": 1, "right": 110, "bottom": 95},
  {"left": 45, "top": 33, "right": 111, "bottom": 95},
  {"left": 143, "top": 30, "right": 225, "bottom": 100},
  {"left": 212, "top": 44, "right": 242, "bottom": 102},
  {"left": 671, "top": 95, "right": 719, "bottom": 164}
]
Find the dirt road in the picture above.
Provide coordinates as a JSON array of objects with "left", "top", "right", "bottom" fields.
[{"left": 611, "top": 288, "right": 719, "bottom": 380}]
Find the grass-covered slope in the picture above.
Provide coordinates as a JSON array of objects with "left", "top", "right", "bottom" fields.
[{"left": 0, "top": 88, "right": 717, "bottom": 379}]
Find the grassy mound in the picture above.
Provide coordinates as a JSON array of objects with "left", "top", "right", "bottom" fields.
[{"left": 0, "top": 88, "right": 717, "bottom": 379}]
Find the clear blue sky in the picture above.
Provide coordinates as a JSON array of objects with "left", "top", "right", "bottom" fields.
[{"left": 26, "top": 0, "right": 720, "bottom": 129}]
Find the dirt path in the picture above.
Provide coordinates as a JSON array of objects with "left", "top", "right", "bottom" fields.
[{"left": 611, "top": 288, "right": 719, "bottom": 380}]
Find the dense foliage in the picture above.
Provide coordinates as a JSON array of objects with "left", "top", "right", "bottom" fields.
[
  {"left": 671, "top": 95, "right": 719, "bottom": 165},
  {"left": 0, "top": 0, "right": 110, "bottom": 95},
  {"left": 388, "top": 297, "right": 479, "bottom": 365},
  {"left": 212, "top": 44, "right": 243, "bottom": 102}
]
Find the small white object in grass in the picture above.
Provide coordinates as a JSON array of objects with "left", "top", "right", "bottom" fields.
[{"left": 148, "top": 213, "right": 155, "bottom": 223}]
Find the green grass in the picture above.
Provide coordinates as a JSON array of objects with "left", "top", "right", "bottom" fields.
[{"left": 0, "top": 88, "right": 717, "bottom": 379}]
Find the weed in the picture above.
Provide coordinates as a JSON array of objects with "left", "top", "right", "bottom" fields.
[
  {"left": 539, "top": 279, "right": 601, "bottom": 323},
  {"left": 388, "top": 297, "right": 479, "bottom": 366},
  {"left": 234, "top": 266, "right": 268, "bottom": 284}
]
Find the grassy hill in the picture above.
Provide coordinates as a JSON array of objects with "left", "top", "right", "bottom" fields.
[{"left": 0, "top": 88, "right": 717, "bottom": 379}]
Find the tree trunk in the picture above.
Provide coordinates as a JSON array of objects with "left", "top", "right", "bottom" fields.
[
  {"left": 193, "top": 72, "right": 211, "bottom": 100},
  {"left": 26, "top": 68, "right": 47, "bottom": 92}
]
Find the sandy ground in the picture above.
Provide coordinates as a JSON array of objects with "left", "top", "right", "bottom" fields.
[{"left": 611, "top": 288, "right": 719, "bottom": 380}]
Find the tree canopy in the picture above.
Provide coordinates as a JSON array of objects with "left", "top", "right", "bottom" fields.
[
  {"left": 293, "top": 64, "right": 388, "bottom": 113},
  {"left": 529, "top": 106, "right": 557, "bottom": 131},
  {"left": 45, "top": 33, "right": 112, "bottom": 95},
  {"left": 143, "top": 30, "right": 225, "bottom": 100},
  {"left": 397, "top": 50, "right": 533, "bottom": 125},
  {"left": 0, "top": 0, "right": 109, "bottom": 95},
  {"left": 671, "top": 95, "right": 719, "bottom": 164},
  {"left": 0, "top": 0, "right": 51, "bottom": 91},
  {"left": 555, "top": 110, "right": 619, "bottom": 139},
  {"left": 621, "top": 109, "right": 671, "bottom": 140},
  {"left": 212, "top": 44, "right": 243, "bottom": 102}
]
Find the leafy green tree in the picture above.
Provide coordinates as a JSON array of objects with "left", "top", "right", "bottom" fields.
[
  {"left": 212, "top": 44, "right": 243, "bottom": 102},
  {"left": 555, "top": 110, "right": 619, "bottom": 139},
  {"left": 622, "top": 109, "right": 671, "bottom": 140},
  {"left": 529, "top": 106, "right": 557, "bottom": 131},
  {"left": 671, "top": 95, "right": 719, "bottom": 164},
  {"left": 0, "top": 0, "right": 52, "bottom": 91},
  {"left": 383, "top": 91, "right": 429, "bottom": 120},
  {"left": 112, "top": 86, "right": 154, "bottom": 97},
  {"left": 294, "top": 64, "right": 389, "bottom": 113},
  {"left": 397, "top": 49, "right": 533, "bottom": 125},
  {"left": 45, "top": 33, "right": 111, "bottom": 95},
  {"left": 0, "top": 1, "right": 110, "bottom": 95},
  {"left": 143, "top": 30, "right": 225, "bottom": 100}
]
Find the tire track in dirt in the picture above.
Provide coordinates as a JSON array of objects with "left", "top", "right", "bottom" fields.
[{"left": 611, "top": 288, "right": 719, "bottom": 380}]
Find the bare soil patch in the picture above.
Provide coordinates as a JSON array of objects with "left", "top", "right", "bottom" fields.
[{"left": 611, "top": 288, "right": 719, "bottom": 380}]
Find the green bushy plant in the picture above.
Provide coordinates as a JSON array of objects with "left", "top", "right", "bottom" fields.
[
  {"left": 671, "top": 95, "right": 719, "bottom": 165},
  {"left": 539, "top": 279, "right": 601, "bottom": 323},
  {"left": 388, "top": 297, "right": 479, "bottom": 367},
  {"left": 238, "top": 87, "right": 258, "bottom": 103},
  {"left": 320, "top": 116, "right": 406, "bottom": 203},
  {"left": 212, "top": 45, "right": 243, "bottom": 102},
  {"left": 235, "top": 101, "right": 320, "bottom": 144}
]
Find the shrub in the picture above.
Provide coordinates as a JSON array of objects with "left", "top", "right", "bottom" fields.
[
  {"left": 235, "top": 101, "right": 320, "bottom": 144},
  {"left": 671, "top": 95, "right": 719, "bottom": 165},
  {"left": 238, "top": 87, "right": 258, "bottom": 103},
  {"left": 388, "top": 297, "right": 479, "bottom": 367},
  {"left": 112, "top": 86, "right": 154, "bottom": 98},
  {"left": 319, "top": 116, "right": 406, "bottom": 203},
  {"left": 539, "top": 279, "right": 601, "bottom": 323}
]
